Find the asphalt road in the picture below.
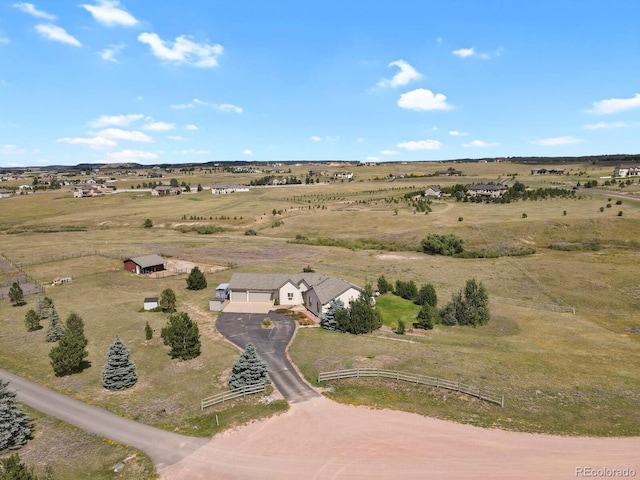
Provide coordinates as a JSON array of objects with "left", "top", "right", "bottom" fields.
[
  {"left": 0, "top": 369, "right": 208, "bottom": 470},
  {"left": 216, "top": 312, "right": 320, "bottom": 403}
]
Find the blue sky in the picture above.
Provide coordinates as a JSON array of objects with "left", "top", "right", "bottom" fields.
[{"left": 1, "top": 0, "right": 639, "bottom": 167}]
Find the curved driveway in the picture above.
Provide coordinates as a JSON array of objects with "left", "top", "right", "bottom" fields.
[
  {"left": 216, "top": 312, "right": 320, "bottom": 403},
  {"left": 0, "top": 369, "right": 207, "bottom": 470}
]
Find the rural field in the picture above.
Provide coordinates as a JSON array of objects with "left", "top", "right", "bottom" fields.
[{"left": 1, "top": 160, "right": 639, "bottom": 476}]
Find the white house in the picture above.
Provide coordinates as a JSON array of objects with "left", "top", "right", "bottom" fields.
[
  {"left": 467, "top": 184, "right": 508, "bottom": 198},
  {"left": 333, "top": 172, "right": 354, "bottom": 179},
  {"left": 227, "top": 273, "right": 362, "bottom": 317},
  {"left": 613, "top": 165, "right": 640, "bottom": 178},
  {"left": 424, "top": 186, "right": 441, "bottom": 197},
  {"left": 211, "top": 184, "right": 250, "bottom": 195}
]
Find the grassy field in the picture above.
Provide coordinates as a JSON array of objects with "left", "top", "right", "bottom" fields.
[{"left": 1, "top": 160, "right": 639, "bottom": 447}]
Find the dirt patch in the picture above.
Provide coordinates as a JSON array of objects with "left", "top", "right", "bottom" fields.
[{"left": 375, "top": 253, "right": 421, "bottom": 261}]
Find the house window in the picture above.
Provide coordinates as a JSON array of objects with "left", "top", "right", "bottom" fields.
[{"left": 287, "top": 292, "right": 294, "bottom": 300}]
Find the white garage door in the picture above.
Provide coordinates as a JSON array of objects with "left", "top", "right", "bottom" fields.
[{"left": 248, "top": 291, "right": 272, "bottom": 303}]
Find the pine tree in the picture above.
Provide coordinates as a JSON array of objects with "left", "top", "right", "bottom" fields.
[
  {"left": 342, "top": 285, "right": 382, "bottom": 334},
  {"left": 0, "top": 380, "right": 32, "bottom": 453},
  {"left": 45, "top": 306, "right": 64, "bottom": 342},
  {"left": 49, "top": 313, "right": 89, "bottom": 376},
  {"left": 320, "top": 298, "right": 345, "bottom": 331},
  {"left": 37, "top": 296, "right": 53, "bottom": 321},
  {"left": 462, "top": 278, "right": 490, "bottom": 326},
  {"left": 414, "top": 303, "right": 438, "bottom": 330},
  {"left": 414, "top": 283, "right": 438, "bottom": 307},
  {"left": 0, "top": 454, "right": 43, "bottom": 480},
  {"left": 160, "top": 312, "right": 201, "bottom": 360},
  {"left": 102, "top": 337, "right": 137, "bottom": 391},
  {"left": 228, "top": 343, "right": 268, "bottom": 390},
  {"left": 8, "top": 282, "right": 26, "bottom": 307},
  {"left": 24, "top": 309, "right": 41, "bottom": 332},
  {"left": 144, "top": 321, "right": 153, "bottom": 340},
  {"left": 160, "top": 288, "right": 177, "bottom": 312},
  {"left": 186, "top": 266, "right": 207, "bottom": 290}
]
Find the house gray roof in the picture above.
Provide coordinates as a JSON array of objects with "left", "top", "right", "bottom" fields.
[
  {"left": 144, "top": 297, "right": 159, "bottom": 303},
  {"left": 309, "top": 276, "right": 359, "bottom": 305},
  {"left": 126, "top": 254, "right": 166, "bottom": 268},
  {"left": 469, "top": 184, "right": 507, "bottom": 191}
]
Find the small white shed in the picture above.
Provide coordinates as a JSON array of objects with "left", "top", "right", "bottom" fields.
[{"left": 143, "top": 297, "right": 159, "bottom": 310}]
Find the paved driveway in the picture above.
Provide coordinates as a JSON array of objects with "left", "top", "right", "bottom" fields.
[{"left": 216, "top": 312, "right": 320, "bottom": 403}]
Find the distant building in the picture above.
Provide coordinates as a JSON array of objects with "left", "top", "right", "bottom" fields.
[
  {"left": 211, "top": 185, "right": 250, "bottom": 195},
  {"left": 0, "top": 188, "right": 14, "bottom": 199},
  {"left": 437, "top": 169, "right": 462, "bottom": 177},
  {"left": 424, "top": 186, "right": 441, "bottom": 197},
  {"left": 73, "top": 183, "right": 104, "bottom": 197},
  {"left": 613, "top": 165, "right": 640, "bottom": 178},
  {"left": 333, "top": 171, "right": 354, "bottom": 179},
  {"left": 123, "top": 255, "right": 167, "bottom": 275},
  {"left": 152, "top": 186, "right": 181, "bottom": 196},
  {"left": 531, "top": 168, "right": 565, "bottom": 175},
  {"left": 467, "top": 185, "right": 508, "bottom": 198},
  {"left": 143, "top": 297, "right": 159, "bottom": 310}
]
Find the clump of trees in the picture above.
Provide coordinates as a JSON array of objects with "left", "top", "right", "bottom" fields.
[
  {"left": 421, "top": 233, "right": 465, "bottom": 256},
  {"left": 102, "top": 337, "right": 137, "bottom": 391},
  {"left": 160, "top": 312, "right": 201, "bottom": 360},
  {"left": 0, "top": 380, "right": 32, "bottom": 453},
  {"left": 229, "top": 343, "right": 268, "bottom": 390},
  {"left": 186, "top": 266, "right": 207, "bottom": 290},
  {"left": 440, "top": 279, "right": 490, "bottom": 326},
  {"left": 49, "top": 313, "right": 89, "bottom": 376},
  {"left": 320, "top": 285, "right": 382, "bottom": 334},
  {"left": 8, "top": 282, "right": 26, "bottom": 307}
]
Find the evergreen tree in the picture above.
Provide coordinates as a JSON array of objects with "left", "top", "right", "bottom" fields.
[
  {"left": 376, "top": 275, "right": 393, "bottom": 294},
  {"left": 462, "top": 278, "right": 490, "bottom": 326},
  {"left": 8, "top": 282, "right": 26, "bottom": 306},
  {"left": 186, "top": 266, "right": 207, "bottom": 290},
  {"left": 0, "top": 380, "right": 32, "bottom": 453},
  {"left": 320, "top": 298, "right": 345, "bottom": 331},
  {"left": 414, "top": 283, "right": 437, "bottom": 307},
  {"left": 0, "top": 454, "right": 47, "bottom": 480},
  {"left": 441, "top": 292, "right": 464, "bottom": 326},
  {"left": 394, "top": 280, "right": 418, "bottom": 300},
  {"left": 341, "top": 285, "right": 382, "bottom": 334},
  {"left": 228, "top": 343, "right": 268, "bottom": 390},
  {"left": 160, "top": 288, "right": 177, "bottom": 312},
  {"left": 37, "top": 296, "right": 53, "bottom": 321},
  {"left": 144, "top": 321, "right": 153, "bottom": 340},
  {"left": 49, "top": 313, "right": 89, "bottom": 376},
  {"left": 414, "top": 303, "right": 438, "bottom": 330},
  {"left": 44, "top": 306, "right": 64, "bottom": 342},
  {"left": 160, "top": 312, "right": 201, "bottom": 360},
  {"left": 102, "top": 337, "right": 137, "bottom": 390},
  {"left": 24, "top": 309, "right": 41, "bottom": 331}
]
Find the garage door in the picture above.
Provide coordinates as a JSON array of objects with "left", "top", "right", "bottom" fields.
[{"left": 248, "top": 291, "right": 272, "bottom": 303}]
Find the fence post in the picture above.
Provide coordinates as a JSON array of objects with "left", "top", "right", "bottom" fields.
[{"left": 501, "top": 395, "right": 504, "bottom": 408}]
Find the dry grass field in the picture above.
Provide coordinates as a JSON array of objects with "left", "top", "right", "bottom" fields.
[{"left": 1, "top": 161, "right": 639, "bottom": 470}]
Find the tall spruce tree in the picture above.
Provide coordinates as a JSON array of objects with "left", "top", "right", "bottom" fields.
[
  {"left": 186, "top": 266, "right": 207, "bottom": 290},
  {"left": 0, "top": 380, "right": 32, "bottom": 453},
  {"left": 228, "top": 343, "right": 268, "bottom": 390},
  {"left": 320, "top": 298, "right": 345, "bottom": 331},
  {"left": 37, "top": 296, "right": 53, "bottom": 321},
  {"left": 49, "top": 312, "right": 89, "bottom": 376},
  {"left": 45, "top": 306, "right": 64, "bottom": 342},
  {"left": 342, "top": 284, "right": 382, "bottom": 334},
  {"left": 414, "top": 283, "right": 437, "bottom": 307},
  {"left": 8, "top": 282, "right": 26, "bottom": 307},
  {"left": 160, "top": 288, "right": 177, "bottom": 312},
  {"left": 414, "top": 303, "right": 438, "bottom": 330},
  {"left": 160, "top": 312, "right": 201, "bottom": 360},
  {"left": 102, "top": 337, "right": 137, "bottom": 390}
]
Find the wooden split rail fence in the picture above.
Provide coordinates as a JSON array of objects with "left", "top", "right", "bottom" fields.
[
  {"left": 318, "top": 368, "right": 504, "bottom": 408},
  {"left": 200, "top": 384, "right": 266, "bottom": 411}
]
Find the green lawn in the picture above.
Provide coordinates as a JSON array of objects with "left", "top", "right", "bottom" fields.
[{"left": 375, "top": 293, "right": 421, "bottom": 328}]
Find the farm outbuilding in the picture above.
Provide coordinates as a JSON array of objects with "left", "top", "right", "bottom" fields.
[
  {"left": 123, "top": 255, "right": 167, "bottom": 274},
  {"left": 143, "top": 297, "right": 159, "bottom": 310}
]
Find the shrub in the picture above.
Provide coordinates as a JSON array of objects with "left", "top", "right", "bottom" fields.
[
  {"left": 244, "top": 229, "right": 257, "bottom": 236},
  {"left": 618, "top": 211, "right": 623, "bottom": 217},
  {"left": 302, "top": 265, "right": 315, "bottom": 273},
  {"left": 394, "top": 280, "right": 418, "bottom": 300},
  {"left": 421, "top": 233, "right": 465, "bottom": 256},
  {"left": 458, "top": 217, "right": 463, "bottom": 222},
  {"left": 186, "top": 266, "right": 207, "bottom": 290},
  {"left": 377, "top": 275, "right": 393, "bottom": 294},
  {"left": 616, "top": 200, "right": 623, "bottom": 205},
  {"left": 522, "top": 213, "right": 528, "bottom": 218},
  {"left": 143, "top": 218, "right": 153, "bottom": 228},
  {"left": 394, "top": 320, "right": 406, "bottom": 335}
]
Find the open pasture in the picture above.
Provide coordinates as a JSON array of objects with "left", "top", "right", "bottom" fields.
[{"left": 0, "top": 161, "right": 639, "bottom": 439}]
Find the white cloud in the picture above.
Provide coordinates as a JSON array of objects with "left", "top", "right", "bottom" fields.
[
  {"left": 97, "top": 44, "right": 124, "bottom": 62},
  {"left": 13, "top": 3, "right": 56, "bottom": 20},
  {"left": 448, "top": 130, "right": 467, "bottom": 136},
  {"left": 380, "top": 149, "right": 400, "bottom": 155},
  {"left": 168, "top": 136, "right": 187, "bottom": 141},
  {"left": 106, "top": 149, "right": 158, "bottom": 161},
  {"left": 398, "top": 88, "right": 452, "bottom": 111},
  {"left": 89, "top": 113, "right": 143, "bottom": 127},
  {"left": 35, "top": 24, "right": 81, "bottom": 47},
  {"left": 57, "top": 136, "right": 117, "bottom": 148},
  {"left": 310, "top": 135, "right": 339, "bottom": 142},
  {"left": 590, "top": 93, "right": 640, "bottom": 114},
  {"left": 377, "top": 60, "right": 422, "bottom": 88},
  {"left": 185, "top": 124, "right": 198, "bottom": 130},
  {"left": 217, "top": 104, "right": 243, "bottom": 114},
  {"left": 1, "top": 144, "right": 29, "bottom": 154},
  {"left": 397, "top": 140, "right": 442, "bottom": 151},
  {"left": 310, "top": 136, "right": 323, "bottom": 142},
  {"left": 0, "top": 38, "right": 9, "bottom": 44},
  {"left": 463, "top": 139, "right": 499, "bottom": 147},
  {"left": 452, "top": 48, "right": 474, "bottom": 58},
  {"left": 436, "top": 37, "right": 443, "bottom": 45},
  {"left": 171, "top": 103, "right": 193, "bottom": 109},
  {"left": 584, "top": 121, "right": 627, "bottom": 130},
  {"left": 79, "top": 0, "right": 138, "bottom": 27},
  {"left": 532, "top": 136, "right": 583, "bottom": 146},
  {"left": 242, "top": 149, "right": 253, "bottom": 156},
  {"left": 356, "top": 137, "right": 365, "bottom": 143},
  {"left": 95, "top": 128, "right": 152, "bottom": 142},
  {"left": 365, "top": 156, "right": 380, "bottom": 161},
  {"left": 142, "top": 121, "right": 175, "bottom": 131},
  {"left": 138, "top": 32, "right": 223, "bottom": 67},
  {"left": 181, "top": 149, "right": 209, "bottom": 155}
]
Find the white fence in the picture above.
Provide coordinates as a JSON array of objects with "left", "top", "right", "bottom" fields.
[
  {"left": 318, "top": 368, "right": 503, "bottom": 407},
  {"left": 200, "top": 384, "right": 266, "bottom": 411}
]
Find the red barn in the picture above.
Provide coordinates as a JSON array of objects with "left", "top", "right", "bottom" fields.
[{"left": 123, "top": 254, "right": 167, "bottom": 274}]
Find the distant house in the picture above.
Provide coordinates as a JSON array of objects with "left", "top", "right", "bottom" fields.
[
  {"left": 467, "top": 184, "right": 508, "bottom": 198},
  {"left": 143, "top": 297, "right": 159, "bottom": 310},
  {"left": 0, "top": 188, "right": 14, "bottom": 199},
  {"left": 531, "top": 168, "right": 565, "bottom": 175},
  {"left": 73, "top": 183, "right": 104, "bottom": 198},
  {"left": 424, "top": 186, "right": 441, "bottom": 197},
  {"left": 333, "top": 172, "right": 354, "bottom": 179},
  {"left": 228, "top": 273, "right": 362, "bottom": 317},
  {"left": 152, "top": 186, "right": 181, "bottom": 196},
  {"left": 613, "top": 165, "right": 640, "bottom": 178},
  {"left": 437, "top": 169, "right": 462, "bottom": 177},
  {"left": 211, "top": 184, "right": 250, "bottom": 195},
  {"left": 123, "top": 255, "right": 167, "bottom": 274}
]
